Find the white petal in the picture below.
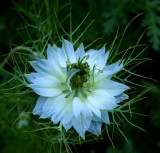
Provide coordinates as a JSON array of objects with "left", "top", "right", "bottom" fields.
[
  {"left": 40, "top": 97, "right": 55, "bottom": 118},
  {"left": 61, "top": 101, "right": 73, "bottom": 125},
  {"left": 47, "top": 44, "right": 57, "bottom": 61},
  {"left": 33, "top": 96, "right": 47, "bottom": 115},
  {"left": 75, "top": 43, "right": 85, "bottom": 61},
  {"left": 73, "top": 96, "right": 92, "bottom": 118},
  {"left": 92, "top": 113, "right": 102, "bottom": 122},
  {"left": 87, "top": 121, "right": 102, "bottom": 136},
  {"left": 25, "top": 74, "right": 34, "bottom": 82},
  {"left": 115, "top": 93, "right": 129, "bottom": 103},
  {"left": 29, "top": 75, "right": 61, "bottom": 86},
  {"left": 62, "top": 39, "right": 76, "bottom": 63},
  {"left": 86, "top": 101, "right": 101, "bottom": 117},
  {"left": 30, "top": 58, "right": 66, "bottom": 81},
  {"left": 57, "top": 46, "right": 67, "bottom": 68},
  {"left": 63, "top": 121, "right": 72, "bottom": 131},
  {"left": 93, "top": 78, "right": 129, "bottom": 96},
  {"left": 72, "top": 114, "right": 92, "bottom": 139},
  {"left": 27, "top": 76, "right": 64, "bottom": 97},
  {"left": 85, "top": 46, "right": 109, "bottom": 70},
  {"left": 72, "top": 97, "right": 83, "bottom": 118},
  {"left": 27, "top": 84, "right": 62, "bottom": 97},
  {"left": 101, "top": 110, "right": 110, "bottom": 124},
  {"left": 49, "top": 95, "right": 73, "bottom": 125},
  {"left": 32, "top": 72, "right": 41, "bottom": 79},
  {"left": 103, "top": 60, "right": 123, "bottom": 76},
  {"left": 87, "top": 89, "right": 118, "bottom": 110}
]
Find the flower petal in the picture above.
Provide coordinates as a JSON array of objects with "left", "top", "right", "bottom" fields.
[
  {"left": 103, "top": 60, "right": 123, "bottom": 76},
  {"left": 33, "top": 96, "right": 47, "bottom": 115},
  {"left": 93, "top": 78, "right": 129, "bottom": 96},
  {"left": 87, "top": 89, "right": 118, "bottom": 110},
  {"left": 27, "top": 84, "right": 62, "bottom": 97},
  {"left": 62, "top": 39, "right": 76, "bottom": 63},
  {"left": 73, "top": 96, "right": 92, "bottom": 118},
  {"left": 27, "top": 76, "right": 64, "bottom": 97},
  {"left": 30, "top": 58, "right": 66, "bottom": 81},
  {"left": 87, "top": 121, "right": 102, "bottom": 136},
  {"left": 101, "top": 110, "right": 110, "bottom": 124},
  {"left": 75, "top": 43, "right": 85, "bottom": 61},
  {"left": 115, "top": 93, "right": 129, "bottom": 103},
  {"left": 63, "top": 121, "right": 73, "bottom": 131},
  {"left": 85, "top": 46, "right": 109, "bottom": 70},
  {"left": 47, "top": 44, "right": 57, "bottom": 61},
  {"left": 49, "top": 95, "right": 73, "bottom": 125},
  {"left": 72, "top": 114, "right": 92, "bottom": 139}
]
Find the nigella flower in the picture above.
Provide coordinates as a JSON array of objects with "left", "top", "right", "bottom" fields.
[{"left": 26, "top": 39, "right": 129, "bottom": 139}]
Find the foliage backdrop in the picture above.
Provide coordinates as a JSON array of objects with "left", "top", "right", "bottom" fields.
[{"left": 0, "top": 0, "right": 160, "bottom": 153}]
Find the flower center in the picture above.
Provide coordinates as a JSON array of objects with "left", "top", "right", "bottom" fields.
[{"left": 67, "top": 57, "right": 90, "bottom": 90}]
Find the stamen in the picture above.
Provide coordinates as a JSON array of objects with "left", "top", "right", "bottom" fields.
[{"left": 67, "top": 58, "right": 90, "bottom": 90}]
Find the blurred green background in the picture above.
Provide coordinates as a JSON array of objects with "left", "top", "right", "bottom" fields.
[{"left": 0, "top": 0, "right": 160, "bottom": 153}]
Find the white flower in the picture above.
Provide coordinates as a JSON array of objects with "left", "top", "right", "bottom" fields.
[{"left": 26, "top": 39, "right": 129, "bottom": 139}]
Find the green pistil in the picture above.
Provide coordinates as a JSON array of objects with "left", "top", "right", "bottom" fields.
[{"left": 67, "top": 57, "right": 90, "bottom": 90}]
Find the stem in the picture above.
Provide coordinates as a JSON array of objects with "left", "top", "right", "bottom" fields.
[
  {"left": 69, "top": 0, "right": 73, "bottom": 43},
  {"left": 45, "top": 0, "right": 51, "bottom": 31},
  {"left": 1, "top": 46, "right": 33, "bottom": 69}
]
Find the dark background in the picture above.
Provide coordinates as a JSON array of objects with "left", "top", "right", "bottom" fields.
[{"left": 0, "top": 0, "right": 160, "bottom": 153}]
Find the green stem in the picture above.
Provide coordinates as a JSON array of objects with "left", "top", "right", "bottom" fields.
[
  {"left": 45, "top": 0, "right": 51, "bottom": 31},
  {"left": 0, "top": 46, "right": 33, "bottom": 69}
]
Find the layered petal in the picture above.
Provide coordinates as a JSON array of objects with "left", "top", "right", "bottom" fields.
[
  {"left": 72, "top": 114, "right": 92, "bottom": 139},
  {"left": 27, "top": 40, "right": 130, "bottom": 139},
  {"left": 103, "top": 60, "right": 123, "bottom": 76},
  {"left": 85, "top": 46, "right": 109, "bottom": 70},
  {"left": 87, "top": 121, "right": 102, "bottom": 136},
  {"left": 27, "top": 76, "right": 65, "bottom": 97},
  {"left": 115, "top": 93, "right": 129, "bottom": 103},
  {"left": 62, "top": 39, "right": 76, "bottom": 63},
  {"left": 33, "top": 96, "right": 47, "bottom": 115},
  {"left": 75, "top": 43, "right": 85, "bottom": 61},
  {"left": 30, "top": 58, "right": 66, "bottom": 81},
  {"left": 93, "top": 78, "right": 129, "bottom": 96}
]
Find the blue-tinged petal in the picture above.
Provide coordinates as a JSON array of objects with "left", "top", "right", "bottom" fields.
[
  {"left": 87, "top": 121, "right": 102, "bottom": 136},
  {"left": 63, "top": 121, "right": 73, "bottom": 131},
  {"left": 115, "top": 93, "right": 129, "bottom": 103},
  {"left": 92, "top": 113, "right": 103, "bottom": 122},
  {"left": 29, "top": 75, "right": 61, "bottom": 85},
  {"left": 27, "top": 84, "right": 62, "bottom": 97},
  {"left": 31, "top": 72, "right": 42, "bottom": 79},
  {"left": 49, "top": 95, "right": 73, "bottom": 125},
  {"left": 73, "top": 96, "right": 93, "bottom": 118},
  {"left": 72, "top": 97, "right": 83, "bottom": 118},
  {"left": 85, "top": 46, "right": 109, "bottom": 70},
  {"left": 57, "top": 46, "right": 67, "bottom": 68},
  {"left": 62, "top": 39, "right": 76, "bottom": 63},
  {"left": 33, "top": 96, "right": 47, "bottom": 115},
  {"left": 101, "top": 110, "right": 110, "bottom": 124},
  {"left": 47, "top": 44, "right": 57, "bottom": 61},
  {"left": 25, "top": 73, "right": 42, "bottom": 82},
  {"left": 40, "top": 97, "right": 56, "bottom": 118},
  {"left": 61, "top": 101, "right": 73, "bottom": 125},
  {"left": 25, "top": 74, "right": 34, "bottom": 82},
  {"left": 93, "top": 78, "right": 129, "bottom": 96},
  {"left": 87, "top": 89, "right": 118, "bottom": 110},
  {"left": 27, "top": 75, "right": 65, "bottom": 97},
  {"left": 75, "top": 43, "right": 85, "bottom": 61},
  {"left": 30, "top": 58, "right": 66, "bottom": 81},
  {"left": 103, "top": 60, "right": 123, "bottom": 76},
  {"left": 72, "top": 114, "right": 92, "bottom": 139}
]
